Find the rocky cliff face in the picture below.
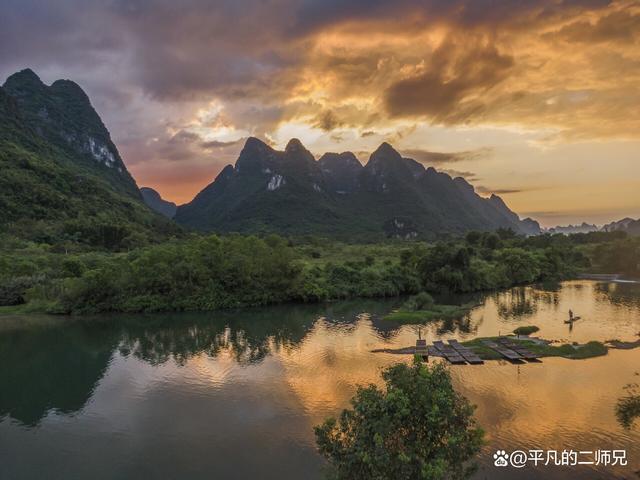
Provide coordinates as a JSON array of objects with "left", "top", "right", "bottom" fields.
[
  {"left": 0, "top": 69, "right": 177, "bottom": 246},
  {"left": 3, "top": 69, "right": 140, "bottom": 197},
  {"left": 176, "top": 137, "right": 538, "bottom": 239}
]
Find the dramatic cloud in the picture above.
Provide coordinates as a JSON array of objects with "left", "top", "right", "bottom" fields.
[
  {"left": 475, "top": 186, "right": 525, "bottom": 195},
  {"left": 1, "top": 0, "right": 639, "bottom": 222},
  {"left": 552, "top": 7, "right": 640, "bottom": 43},
  {"left": 384, "top": 39, "right": 515, "bottom": 123},
  {"left": 402, "top": 148, "right": 492, "bottom": 165},
  {"left": 440, "top": 169, "right": 481, "bottom": 182}
]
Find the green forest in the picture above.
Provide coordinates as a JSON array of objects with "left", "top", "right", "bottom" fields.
[
  {"left": 2, "top": 69, "right": 639, "bottom": 317},
  {"left": 1, "top": 227, "right": 637, "bottom": 315}
]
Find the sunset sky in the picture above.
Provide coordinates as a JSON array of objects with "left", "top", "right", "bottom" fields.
[{"left": 1, "top": 0, "right": 639, "bottom": 226}]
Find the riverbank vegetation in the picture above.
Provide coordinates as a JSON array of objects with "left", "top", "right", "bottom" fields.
[
  {"left": 314, "top": 360, "right": 483, "bottom": 480},
  {"left": 383, "top": 292, "right": 476, "bottom": 324},
  {"left": 513, "top": 325, "right": 540, "bottom": 336},
  {"left": 583, "top": 235, "right": 640, "bottom": 277},
  {"left": 384, "top": 305, "right": 475, "bottom": 324},
  {"left": 0, "top": 229, "right": 631, "bottom": 315}
]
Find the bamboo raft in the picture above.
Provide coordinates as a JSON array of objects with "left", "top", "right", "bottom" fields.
[
  {"left": 448, "top": 339, "right": 484, "bottom": 364},
  {"left": 413, "top": 338, "right": 539, "bottom": 365},
  {"left": 482, "top": 340, "right": 523, "bottom": 361},
  {"left": 432, "top": 340, "right": 466, "bottom": 364},
  {"left": 497, "top": 338, "right": 541, "bottom": 361},
  {"left": 415, "top": 339, "right": 429, "bottom": 358}
]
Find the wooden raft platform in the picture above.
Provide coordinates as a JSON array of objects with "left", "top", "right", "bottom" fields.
[
  {"left": 497, "top": 338, "right": 541, "bottom": 361},
  {"left": 448, "top": 340, "right": 484, "bottom": 364},
  {"left": 415, "top": 339, "right": 429, "bottom": 357},
  {"left": 482, "top": 340, "right": 523, "bottom": 361},
  {"left": 412, "top": 338, "right": 540, "bottom": 365},
  {"left": 432, "top": 340, "right": 466, "bottom": 365}
]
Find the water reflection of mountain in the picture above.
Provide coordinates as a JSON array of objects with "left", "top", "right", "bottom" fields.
[
  {"left": 0, "top": 319, "right": 119, "bottom": 426},
  {"left": 0, "top": 300, "right": 405, "bottom": 425}
]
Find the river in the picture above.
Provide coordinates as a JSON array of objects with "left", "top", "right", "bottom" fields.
[{"left": 1, "top": 280, "right": 639, "bottom": 479}]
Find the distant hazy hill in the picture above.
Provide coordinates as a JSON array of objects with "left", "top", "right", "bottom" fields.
[
  {"left": 546, "top": 218, "right": 640, "bottom": 236},
  {"left": 547, "top": 223, "right": 599, "bottom": 235},
  {"left": 602, "top": 217, "right": 640, "bottom": 236},
  {"left": 0, "top": 69, "right": 177, "bottom": 247},
  {"left": 141, "top": 187, "right": 177, "bottom": 218},
  {"left": 176, "top": 138, "right": 538, "bottom": 239}
]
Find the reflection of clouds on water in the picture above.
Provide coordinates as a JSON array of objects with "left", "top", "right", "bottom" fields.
[
  {"left": 1, "top": 281, "right": 640, "bottom": 479},
  {"left": 0, "top": 301, "right": 403, "bottom": 426},
  {"left": 454, "top": 352, "right": 640, "bottom": 479}
]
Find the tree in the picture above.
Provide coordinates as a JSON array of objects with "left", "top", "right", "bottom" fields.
[
  {"left": 494, "top": 247, "right": 540, "bottom": 284},
  {"left": 314, "top": 360, "right": 484, "bottom": 480},
  {"left": 464, "top": 231, "right": 482, "bottom": 246}
]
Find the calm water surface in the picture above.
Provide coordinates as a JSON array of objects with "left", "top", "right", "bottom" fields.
[{"left": 1, "top": 280, "right": 639, "bottom": 479}]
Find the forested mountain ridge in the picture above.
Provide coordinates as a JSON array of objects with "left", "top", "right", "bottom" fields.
[
  {"left": 3, "top": 69, "right": 140, "bottom": 197},
  {"left": 1, "top": 68, "right": 540, "bottom": 245},
  {"left": 0, "top": 70, "right": 178, "bottom": 249},
  {"left": 141, "top": 187, "right": 177, "bottom": 219},
  {"left": 176, "top": 137, "right": 540, "bottom": 239}
]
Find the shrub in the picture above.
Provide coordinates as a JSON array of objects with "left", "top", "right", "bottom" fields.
[
  {"left": 315, "top": 361, "right": 484, "bottom": 480},
  {"left": 513, "top": 325, "right": 540, "bottom": 336},
  {"left": 0, "top": 275, "right": 43, "bottom": 306},
  {"left": 403, "top": 291, "right": 435, "bottom": 311}
]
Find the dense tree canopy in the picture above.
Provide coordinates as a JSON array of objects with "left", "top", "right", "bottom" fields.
[
  {"left": 0, "top": 229, "right": 632, "bottom": 314},
  {"left": 314, "top": 360, "right": 484, "bottom": 480}
]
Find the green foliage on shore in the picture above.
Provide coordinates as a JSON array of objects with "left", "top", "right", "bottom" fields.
[
  {"left": 0, "top": 83, "right": 180, "bottom": 251},
  {"left": 0, "top": 235, "right": 420, "bottom": 314},
  {"left": 0, "top": 228, "right": 628, "bottom": 315},
  {"left": 585, "top": 236, "right": 640, "bottom": 277},
  {"left": 314, "top": 360, "right": 483, "bottom": 480},
  {"left": 384, "top": 304, "right": 475, "bottom": 324},
  {"left": 400, "top": 229, "right": 592, "bottom": 294},
  {"left": 513, "top": 325, "right": 540, "bottom": 336},
  {"left": 402, "top": 292, "right": 435, "bottom": 310},
  {"left": 383, "top": 293, "right": 474, "bottom": 323}
]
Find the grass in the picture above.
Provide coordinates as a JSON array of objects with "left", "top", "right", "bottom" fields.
[
  {"left": 461, "top": 337, "right": 609, "bottom": 360},
  {"left": 513, "top": 325, "right": 539, "bottom": 336},
  {"left": 0, "top": 300, "right": 57, "bottom": 315},
  {"left": 384, "top": 303, "right": 474, "bottom": 324},
  {"left": 0, "top": 304, "right": 36, "bottom": 314}
]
